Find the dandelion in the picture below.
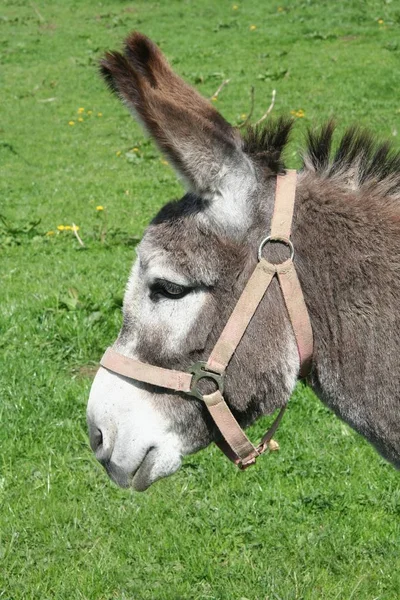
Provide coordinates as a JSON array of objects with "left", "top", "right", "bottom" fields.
[
  {"left": 133, "top": 147, "right": 139, "bottom": 152},
  {"left": 64, "top": 225, "right": 72, "bottom": 231},
  {"left": 96, "top": 205, "right": 104, "bottom": 211},
  {"left": 78, "top": 117, "right": 83, "bottom": 122},
  {"left": 232, "top": 4, "right": 238, "bottom": 9},
  {"left": 77, "top": 107, "right": 85, "bottom": 114},
  {"left": 71, "top": 225, "right": 80, "bottom": 231},
  {"left": 240, "top": 113, "right": 247, "bottom": 119},
  {"left": 277, "top": 6, "right": 284, "bottom": 12},
  {"left": 97, "top": 112, "right": 103, "bottom": 117},
  {"left": 160, "top": 159, "right": 169, "bottom": 166},
  {"left": 290, "top": 109, "right": 305, "bottom": 118},
  {"left": 46, "top": 230, "right": 55, "bottom": 236},
  {"left": 250, "top": 24, "right": 257, "bottom": 31},
  {"left": 68, "top": 121, "right": 75, "bottom": 126},
  {"left": 116, "top": 150, "right": 122, "bottom": 156},
  {"left": 211, "top": 96, "right": 218, "bottom": 102},
  {"left": 87, "top": 110, "right": 93, "bottom": 115},
  {"left": 378, "top": 19, "right": 384, "bottom": 25},
  {"left": 57, "top": 225, "right": 65, "bottom": 231}
]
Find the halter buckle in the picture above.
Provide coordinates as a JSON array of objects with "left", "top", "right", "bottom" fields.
[{"left": 187, "top": 361, "right": 224, "bottom": 401}]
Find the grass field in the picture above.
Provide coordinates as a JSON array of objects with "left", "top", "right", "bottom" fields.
[{"left": 1, "top": 0, "right": 400, "bottom": 598}]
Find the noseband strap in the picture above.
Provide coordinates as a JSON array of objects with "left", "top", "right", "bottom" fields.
[{"left": 100, "top": 170, "right": 313, "bottom": 470}]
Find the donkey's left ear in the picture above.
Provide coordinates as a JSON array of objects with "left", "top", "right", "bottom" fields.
[{"left": 100, "top": 32, "right": 256, "bottom": 229}]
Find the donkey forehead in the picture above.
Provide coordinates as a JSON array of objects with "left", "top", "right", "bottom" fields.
[
  {"left": 138, "top": 211, "right": 241, "bottom": 286},
  {"left": 138, "top": 231, "right": 217, "bottom": 286}
]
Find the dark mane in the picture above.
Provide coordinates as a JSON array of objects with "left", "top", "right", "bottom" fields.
[
  {"left": 243, "top": 117, "right": 400, "bottom": 193},
  {"left": 242, "top": 117, "right": 293, "bottom": 174},
  {"left": 304, "top": 121, "right": 400, "bottom": 191}
]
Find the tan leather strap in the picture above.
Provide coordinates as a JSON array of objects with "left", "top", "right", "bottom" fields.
[
  {"left": 271, "top": 169, "right": 297, "bottom": 240},
  {"left": 100, "top": 347, "right": 193, "bottom": 393},
  {"left": 215, "top": 404, "right": 287, "bottom": 469},
  {"left": 206, "top": 259, "right": 276, "bottom": 375},
  {"left": 203, "top": 390, "right": 259, "bottom": 467},
  {"left": 276, "top": 261, "right": 313, "bottom": 377}
]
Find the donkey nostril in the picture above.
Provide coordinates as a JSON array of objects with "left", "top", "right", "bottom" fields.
[
  {"left": 89, "top": 426, "right": 103, "bottom": 453},
  {"left": 89, "top": 425, "right": 114, "bottom": 465}
]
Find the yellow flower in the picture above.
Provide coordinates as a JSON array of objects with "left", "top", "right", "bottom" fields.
[
  {"left": 71, "top": 225, "right": 80, "bottom": 231},
  {"left": 290, "top": 109, "right": 305, "bottom": 118},
  {"left": 133, "top": 147, "right": 139, "bottom": 152},
  {"left": 160, "top": 159, "right": 169, "bottom": 166},
  {"left": 87, "top": 110, "right": 93, "bottom": 115},
  {"left": 96, "top": 205, "right": 104, "bottom": 211},
  {"left": 211, "top": 96, "right": 218, "bottom": 102},
  {"left": 116, "top": 150, "right": 122, "bottom": 156},
  {"left": 77, "top": 107, "right": 85, "bottom": 114},
  {"left": 97, "top": 112, "right": 103, "bottom": 117},
  {"left": 250, "top": 24, "right": 257, "bottom": 31},
  {"left": 232, "top": 4, "right": 238, "bottom": 9},
  {"left": 46, "top": 230, "right": 55, "bottom": 236},
  {"left": 68, "top": 121, "right": 75, "bottom": 126},
  {"left": 57, "top": 225, "right": 65, "bottom": 231},
  {"left": 277, "top": 6, "right": 284, "bottom": 12},
  {"left": 78, "top": 117, "right": 83, "bottom": 122},
  {"left": 64, "top": 225, "right": 72, "bottom": 230},
  {"left": 240, "top": 113, "right": 247, "bottom": 119},
  {"left": 378, "top": 19, "right": 384, "bottom": 24}
]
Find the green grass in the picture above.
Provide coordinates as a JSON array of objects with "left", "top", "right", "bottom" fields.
[{"left": 1, "top": 0, "right": 400, "bottom": 598}]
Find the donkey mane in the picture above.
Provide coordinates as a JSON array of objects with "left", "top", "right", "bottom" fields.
[
  {"left": 304, "top": 121, "right": 400, "bottom": 193},
  {"left": 244, "top": 118, "right": 400, "bottom": 195},
  {"left": 242, "top": 117, "right": 293, "bottom": 174}
]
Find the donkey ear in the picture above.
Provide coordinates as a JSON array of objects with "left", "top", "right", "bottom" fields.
[{"left": 100, "top": 32, "right": 254, "bottom": 203}]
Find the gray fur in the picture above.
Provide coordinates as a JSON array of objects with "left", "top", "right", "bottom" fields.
[{"left": 96, "top": 32, "right": 400, "bottom": 472}]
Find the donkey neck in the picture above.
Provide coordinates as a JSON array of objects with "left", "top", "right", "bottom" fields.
[{"left": 293, "top": 173, "right": 400, "bottom": 467}]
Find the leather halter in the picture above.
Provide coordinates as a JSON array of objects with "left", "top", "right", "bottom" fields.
[{"left": 100, "top": 170, "right": 313, "bottom": 469}]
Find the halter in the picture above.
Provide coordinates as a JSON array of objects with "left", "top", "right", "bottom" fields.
[{"left": 100, "top": 170, "right": 313, "bottom": 469}]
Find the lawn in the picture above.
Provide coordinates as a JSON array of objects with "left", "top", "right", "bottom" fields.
[{"left": 1, "top": 0, "right": 400, "bottom": 598}]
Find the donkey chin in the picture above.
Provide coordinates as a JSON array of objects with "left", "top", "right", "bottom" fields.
[{"left": 87, "top": 367, "right": 186, "bottom": 491}]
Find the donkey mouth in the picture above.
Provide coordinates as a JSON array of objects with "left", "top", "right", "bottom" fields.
[
  {"left": 104, "top": 445, "right": 182, "bottom": 492},
  {"left": 131, "top": 446, "right": 182, "bottom": 492},
  {"left": 130, "top": 446, "right": 157, "bottom": 491},
  {"left": 103, "top": 449, "right": 152, "bottom": 490}
]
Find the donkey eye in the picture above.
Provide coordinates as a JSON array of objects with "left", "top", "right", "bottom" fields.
[{"left": 149, "top": 278, "right": 192, "bottom": 300}]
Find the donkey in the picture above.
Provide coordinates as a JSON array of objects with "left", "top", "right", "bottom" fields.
[{"left": 87, "top": 32, "right": 400, "bottom": 491}]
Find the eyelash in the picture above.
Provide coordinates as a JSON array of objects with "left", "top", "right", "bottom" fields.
[{"left": 150, "top": 279, "right": 192, "bottom": 300}]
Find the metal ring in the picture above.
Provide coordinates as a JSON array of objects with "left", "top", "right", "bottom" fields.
[
  {"left": 187, "top": 361, "right": 224, "bottom": 401},
  {"left": 257, "top": 236, "right": 295, "bottom": 262}
]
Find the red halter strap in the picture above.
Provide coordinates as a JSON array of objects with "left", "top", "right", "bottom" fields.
[{"left": 100, "top": 170, "right": 313, "bottom": 469}]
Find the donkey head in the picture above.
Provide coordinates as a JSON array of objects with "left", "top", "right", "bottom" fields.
[{"left": 87, "top": 33, "right": 299, "bottom": 490}]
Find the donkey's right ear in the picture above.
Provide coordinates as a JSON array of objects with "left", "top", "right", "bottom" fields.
[{"left": 100, "top": 32, "right": 254, "bottom": 202}]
